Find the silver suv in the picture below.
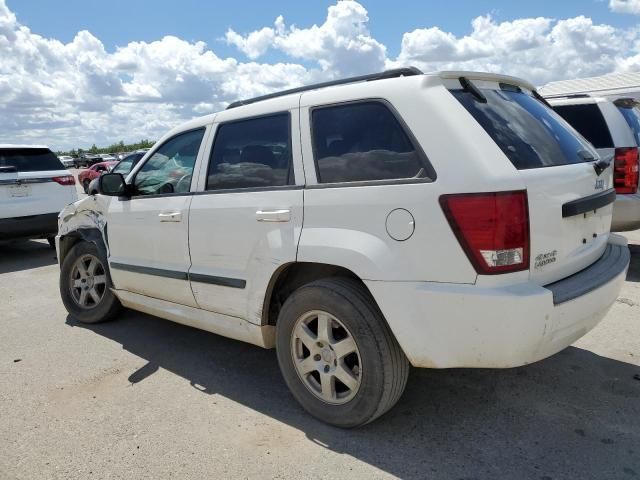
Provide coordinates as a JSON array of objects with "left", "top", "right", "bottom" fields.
[{"left": 547, "top": 95, "right": 640, "bottom": 231}]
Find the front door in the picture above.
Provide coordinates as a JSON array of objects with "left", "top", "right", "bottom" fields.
[{"left": 107, "top": 127, "right": 208, "bottom": 307}]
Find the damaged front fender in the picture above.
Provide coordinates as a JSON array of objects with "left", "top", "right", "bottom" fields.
[{"left": 57, "top": 195, "right": 112, "bottom": 265}]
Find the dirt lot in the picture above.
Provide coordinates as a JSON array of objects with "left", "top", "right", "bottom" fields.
[{"left": 0, "top": 226, "right": 639, "bottom": 479}]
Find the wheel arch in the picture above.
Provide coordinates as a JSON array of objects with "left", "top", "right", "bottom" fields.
[
  {"left": 261, "top": 261, "right": 373, "bottom": 327},
  {"left": 59, "top": 227, "right": 107, "bottom": 266}
]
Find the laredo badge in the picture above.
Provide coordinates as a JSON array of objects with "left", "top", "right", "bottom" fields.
[{"left": 535, "top": 250, "right": 557, "bottom": 269}]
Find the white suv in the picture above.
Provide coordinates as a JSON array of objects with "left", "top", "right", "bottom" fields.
[
  {"left": 546, "top": 95, "right": 640, "bottom": 231},
  {"left": 56, "top": 69, "right": 629, "bottom": 427},
  {"left": 1, "top": 145, "right": 77, "bottom": 246}
]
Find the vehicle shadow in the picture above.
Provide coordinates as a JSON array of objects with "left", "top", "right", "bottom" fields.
[
  {"left": 0, "top": 240, "right": 57, "bottom": 274},
  {"left": 66, "top": 311, "right": 640, "bottom": 479}
]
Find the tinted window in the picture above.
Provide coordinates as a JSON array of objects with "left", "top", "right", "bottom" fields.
[
  {"left": 311, "top": 102, "right": 428, "bottom": 183},
  {"left": 206, "top": 113, "right": 292, "bottom": 190},
  {"left": 451, "top": 88, "right": 598, "bottom": 170},
  {"left": 552, "top": 104, "right": 613, "bottom": 148},
  {"left": 616, "top": 105, "right": 640, "bottom": 146},
  {"left": 134, "top": 129, "right": 205, "bottom": 196},
  {"left": 0, "top": 148, "right": 64, "bottom": 172}
]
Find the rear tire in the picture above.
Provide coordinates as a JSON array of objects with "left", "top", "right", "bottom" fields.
[
  {"left": 275, "top": 277, "right": 409, "bottom": 428},
  {"left": 82, "top": 179, "right": 90, "bottom": 194},
  {"left": 59, "top": 241, "right": 121, "bottom": 324}
]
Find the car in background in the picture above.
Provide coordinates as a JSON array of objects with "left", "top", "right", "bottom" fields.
[
  {"left": 78, "top": 161, "right": 117, "bottom": 193},
  {"left": 78, "top": 154, "right": 101, "bottom": 167},
  {"left": 98, "top": 154, "right": 117, "bottom": 162},
  {"left": 86, "top": 150, "right": 149, "bottom": 194},
  {"left": 58, "top": 155, "right": 75, "bottom": 168},
  {"left": 1, "top": 145, "right": 77, "bottom": 246},
  {"left": 546, "top": 95, "right": 640, "bottom": 231}
]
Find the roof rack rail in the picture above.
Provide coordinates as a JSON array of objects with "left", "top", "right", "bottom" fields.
[
  {"left": 226, "top": 66, "right": 423, "bottom": 110},
  {"left": 543, "top": 93, "right": 591, "bottom": 99}
]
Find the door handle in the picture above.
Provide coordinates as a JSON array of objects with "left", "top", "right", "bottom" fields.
[
  {"left": 256, "top": 209, "right": 291, "bottom": 222},
  {"left": 158, "top": 211, "right": 182, "bottom": 222}
]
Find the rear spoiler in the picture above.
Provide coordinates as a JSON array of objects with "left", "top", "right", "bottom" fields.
[
  {"left": 437, "top": 71, "right": 537, "bottom": 92},
  {"left": 438, "top": 71, "right": 550, "bottom": 107}
]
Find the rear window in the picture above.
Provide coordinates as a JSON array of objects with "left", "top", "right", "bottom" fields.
[
  {"left": 450, "top": 88, "right": 598, "bottom": 170},
  {"left": 0, "top": 148, "right": 64, "bottom": 172},
  {"left": 551, "top": 104, "right": 614, "bottom": 149},
  {"left": 616, "top": 105, "right": 640, "bottom": 146}
]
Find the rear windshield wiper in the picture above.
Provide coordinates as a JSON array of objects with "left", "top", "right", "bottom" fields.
[
  {"left": 579, "top": 150, "right": 611, "bottom": 176},
  {"left": 578, "top": 150, "right": 596, "bottom": 162},
  {"left": 459, "top": 77, "right": 487, "bottom": 103}
]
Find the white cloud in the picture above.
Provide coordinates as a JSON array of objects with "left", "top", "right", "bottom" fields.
[
  {"left": 226, "top": 1, "right": 386, "bottom": 76},
  {"left": 2, "top": 0, "right": 640, "bottom": 150},
  {"left": 610, "top": 0, "right": 640, "bottom": 14},
  {"left": 390, "top": 15, "right": 633, "bottom": 85}
]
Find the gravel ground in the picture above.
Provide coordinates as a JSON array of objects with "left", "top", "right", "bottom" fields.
[{"left": 0, "top": 213, "right": 638, "bottom": 479}]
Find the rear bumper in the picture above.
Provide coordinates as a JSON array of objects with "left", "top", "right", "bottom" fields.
[
  {"left": 365, "top": 238, "right": 630, "bottom": 369},
  {"left": 612, "top": 193, "right": 640, "bottom": 232},
  {"left": 0, "top": 212, "right": 59, "bottom": 240}
]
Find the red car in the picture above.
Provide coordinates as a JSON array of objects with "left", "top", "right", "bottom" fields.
[{"left": 78, "top": 161, "right": 117, "bottom": 193}]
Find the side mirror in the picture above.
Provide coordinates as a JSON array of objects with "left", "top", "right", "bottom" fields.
[{"left": 98, "top": 173, "right": 128, "bottom": 197}]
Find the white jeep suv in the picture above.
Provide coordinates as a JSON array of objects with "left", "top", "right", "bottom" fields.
[
  {"left": 56, "top": 69, "right": 630, "bottom": 427},
  {"left": 546, "top": 95, "right": 640, "bottom": 231}
]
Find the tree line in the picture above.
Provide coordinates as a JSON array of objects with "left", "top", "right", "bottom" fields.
[{"left": 57, "top": 139, "right": 155, "bottom": 157}]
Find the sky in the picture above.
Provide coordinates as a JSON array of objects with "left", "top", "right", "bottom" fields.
[{"left": 3, "top": 0, "right": 640, "bottom": 151}]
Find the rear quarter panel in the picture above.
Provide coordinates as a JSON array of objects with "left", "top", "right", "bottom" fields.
[{"left": 297, "top": 76, "right": 526, "bottom": 283}]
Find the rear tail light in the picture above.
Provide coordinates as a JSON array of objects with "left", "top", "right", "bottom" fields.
[
  {"left": 440, "top": 191, "right": 530, "bottom": 275},
  {"left": 613, "top": 147, "right": 639, "bottom": 194},
  {"left": 52, "top": 175, "right": 76, "bottom": 186}
]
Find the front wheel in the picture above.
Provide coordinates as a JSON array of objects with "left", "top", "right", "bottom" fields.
[
  {"left": 276, "top": 278, "right": 409, "bottom": 428},
  {"left": 59, "top": 241, "right": 121, "bottom": 324},
  {"left": 82, "top": 179, "right": 90, "bottom": 193}
]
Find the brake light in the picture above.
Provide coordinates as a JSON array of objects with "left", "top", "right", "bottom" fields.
[
  {"left": 52, "top": 175, "right": 76, "bottom": 186},
  {"left": 613, "top": 147, "right": 639, "bottom": 194},
  {"left": 440, "top": 191, "right": 530, "bottom": 275}
]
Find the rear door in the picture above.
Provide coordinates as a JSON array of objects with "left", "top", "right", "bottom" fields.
[
  {"left": 450, "top": 82, "right": 614, "bottom": 285},
  {"left": 188, "top": 109, "right": 304, "bottom": 324},
  {"left": 0, "top": 147, "right": 76, "bottom": 220}
]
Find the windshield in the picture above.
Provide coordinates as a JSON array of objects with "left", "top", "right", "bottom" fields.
[
  {"left": 0, "top": 148, "right": 64, "bottom": 172},
  {"left": 450, "top": 87, "right": 598, "bottom": 170}
]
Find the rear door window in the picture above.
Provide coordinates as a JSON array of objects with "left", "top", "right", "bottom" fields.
[
  {"left": 311, "top": 101, "right": 433, "bottom": 184},
  {"left": 450, "top": 87, "right": 598, "bottom": 170},
  {"left": 206, "top": 113, "right": 292, "bottom": 190},
  {"left": 0, "top": 148, "right": 64, "bottom": 172},
  {"left": 551, "top": 104, "right": 614, "bottom": 148},
  {"left": 616, "top": 104, "right": 640, "bottom": 146}
]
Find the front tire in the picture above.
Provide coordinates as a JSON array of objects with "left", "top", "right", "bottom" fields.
[
  {"left": 82, "top": 179, "right": 90, "bottom": 194},
  {"left": 59, "top": 241, "right": 121, "bottom": 324},
  {"left": 276, "top": 278, "right": 409, "bottom": 428}
]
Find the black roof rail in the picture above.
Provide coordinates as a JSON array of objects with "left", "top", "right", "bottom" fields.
[
  {"left": 543, "top": 93, "right": 591, "bottom": 100},
  {"left": 225, "top": 66, "right": 423, "bottom": 110}
]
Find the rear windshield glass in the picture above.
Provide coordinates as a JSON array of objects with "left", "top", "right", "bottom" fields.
[
  {"left": 0, "top": 148, "right": 64, "bottom": 172},
  {"left": 450, "top": 88, "right": 598, "bottom": 170},
  {"left": 552, "top": 104, "right": 614, "bottom": 149},
  {"left": 616, "top": 105, "right": 640, "bottom": 146}
]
